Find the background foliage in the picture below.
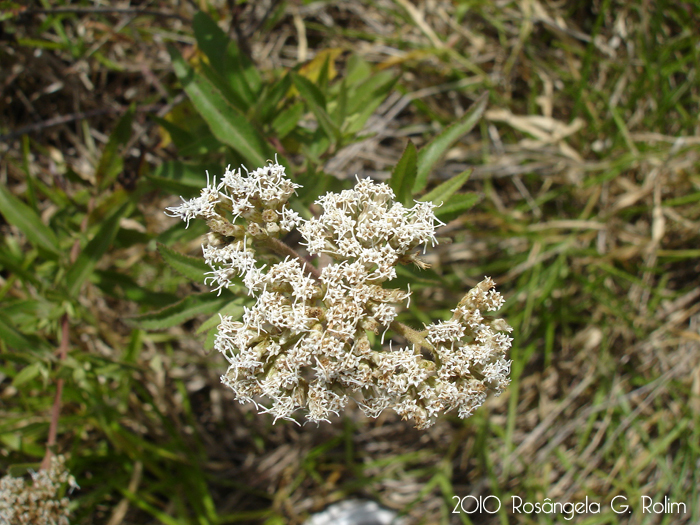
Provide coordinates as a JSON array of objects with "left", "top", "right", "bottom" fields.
[{"left": 1, "top": 1, "right": 699, "bottom": 524}]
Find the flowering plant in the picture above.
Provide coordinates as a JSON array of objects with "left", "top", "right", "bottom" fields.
[
  {"left": 0, "top": 456, "right": 78, "bottom": 525},
  {"left": 166, "top": 159, "right": 512, "bottom": 429}
]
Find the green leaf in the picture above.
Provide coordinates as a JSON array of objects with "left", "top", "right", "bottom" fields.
[
  {"left": 332, "top": 78, "right": 348, "bottom": 127},
  {"left": 93, "top": 270, "right": 178, "bottom": 307},
  {"left": 433, "top": 192, "right": 481, "bottom": 220},
  {"left": 198, "top": 60, "right": 249, "bottom": 114},
  {"left": 271, "top": 102, "right": 304, "bottom": 139},
  {"left": 346, "top": 70, "right": 396, "bottom": 116},
  {"left": 158, "top": 243, "right": 210, "bottom": 283},
  {"left": 12, "top": 362, "right": 42, "bottom": 387},
  {"left": 291, "top": 72, "right": 340, "bottom": 144},
  {"left": 204, "top": 325, "right": 217, "bottom": 351},
  {"left": 413, "top": 92, "right": 487, "bottom": 193},
  {"left": 178, "top": 132, "right": 223, "bottom": 158},
  {"left": 0, "top": 185, "right": 60, "bottom": 257},
  {"left": 223, "top": 38, "right": 260, "bottom": 107},
  {"left": 0, "top": 246, "right": 42, "bottom": 288},
  {"left": 96, "top": 106, "right": 135, "bottom": 192},
  {"left": 151, "top": 115, "right": 196, "bottom": 151},
  {"left": 169, "top": 45, "right": 270, "bottom": 168},
  {"left": 255, "top": 73, "right": 292, "bottom": 124},
  {"left": 0, "top": 299, "right": 59, "bottom": 333},
  {"left": 65, "top": 201, "right": 132, "bottom": 298},
  {"left": 316, "top": 54, "right": 331, "bottom": 98},
  {"left": 345, "top": 54, "right": 372, "bottom": 87},
  {"left": 196, "top": 297, "right": 246, "bottom": 334},
  {"left": 420, "top": 168, "right": 473, "bottom": 204},
  {"left": 0, "top": 313, "right": 36, "bottom": 350},
  {"left": 344, "top": 71, "right": 397, "bottom": 135},
  {"left": 390, "top": 140, "right": 418, "bottom": 207},
  {"left": 156, "top": 220, "right": 208, "bottom": 246},
  {"left": 148, "top": 161, "right": 218, "bottom": 197},
  {"left": 193, "top": 11, "right": 228, "bottom": 77},
  {"left": 128, "top": 292, "right": 231, "bottom": 330}
]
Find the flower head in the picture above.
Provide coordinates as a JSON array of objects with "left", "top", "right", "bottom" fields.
[
  {"left": 0, "top": 455, "right": 78, "bottom": 525},
  {"left": 166, "top": 159, "right": 512, "bottom": 428}
]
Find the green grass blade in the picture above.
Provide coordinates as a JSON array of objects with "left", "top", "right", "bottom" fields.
[{"left": 120, "top": 488, "right": 185, "bottom": 525}]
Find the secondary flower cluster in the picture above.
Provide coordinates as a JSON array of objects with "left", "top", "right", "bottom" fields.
[
  {"left": 0, "top": 455, "right": 78, "bottom": 525},
  {"left": 166, "top": 159, "right": 512, "bottom": 428}
]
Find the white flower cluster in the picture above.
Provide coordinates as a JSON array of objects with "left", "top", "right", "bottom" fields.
[
  {"left": 166, "top": 159, "right": 512, "bottom": 428},
  {"left": 0, "top": 455, "right": 78, "bottom": 525}
]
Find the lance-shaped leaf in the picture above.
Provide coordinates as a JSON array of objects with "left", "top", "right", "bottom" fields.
[
  {"left": 158, "top": 243, "right": 210, "bottom": 283},
  {"left": 12, "top": 362, "right": 43, "bottom": 387},
  {"left": 196, "top": 297, "right": 246, "bottom": 334},
  {"left": 0, "top": 251, "right": 41, "bottom": 287},
  {"left": 93, "top": 270, "right": 177, "bottom": 307},
  {"left": 148, "top": 161, "right": 218, "bottom": 197},
  {"left": 0, "top": 185, "right": 60, "bottom": 258},
  {"left": 255, "top": 73, "right": 291, "bottom": 124},
  {"left": 433, "top": 193, "right": 481, "bottom": 221},
  {"left": 128, "top": 292, "right": 232, "bottom": 330},
  {"left": 413, "top": 92, "right": 488, "bottom": 193},
  {"left": 390, "top": 140, "right": 417, "bottom": 207},
  {"left": 291, "top": 72, "right": 340, "bottom": 144},
  {"left": 223, "top": 39, "right": 261, "bottom": 106},
  {"left": 0, "top": 312, "right": 39, "bottom": 351},
  {"left": 192, "top": 12, "right": 253, "bottom": 110},
  {"left": 169, "top": 45, "right": 269, "bottom": 168},
  {"left": 345, "top": 71, "right": 397, "bottom": 134},
  {"left": 96, "top": 105, "right": 135, "bottom": 192},
  {"left": 151, "top": 115, "right": 195, "bottom": 150},
  {"left": 65, "top": 201, "right": 132, "bottom": 298},
  {"left": 192, "top": 11, "right": 228, "bottom": 78},
  {"left": 272, "top": 102, "right": 304, "bottom": 139},
  {"left": 420, "top": 168, "right": 472, "bottom": 204}
]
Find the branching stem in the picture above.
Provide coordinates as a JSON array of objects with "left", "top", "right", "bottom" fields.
[
  {"left": 263, "top": 237, "right": 322, "bottom": 281},
  {"left": 390, "top": 321, "right": 434, "bottom": 352}
]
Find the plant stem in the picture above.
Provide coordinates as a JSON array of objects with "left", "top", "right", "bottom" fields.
[
  {"left": 264, "top": 237, "right": 322, "bottom": 281},
  {"left": 390, "top": 320, "right": 434, "bottom": 352},
  {"left": 41, "top": 313, "right": 69, "bottom": 471}
]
